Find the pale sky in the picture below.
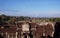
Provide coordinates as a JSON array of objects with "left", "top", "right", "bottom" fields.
[{"left": 0, "top": 0, "right": 60, "bottom": 17}]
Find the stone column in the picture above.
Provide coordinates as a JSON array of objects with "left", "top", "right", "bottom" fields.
[
  {"left": 16, "top": 32, "right": 18, "bottom": 38},
  {"left": 12, "top": 34, "right": 13, "bottom": 38},
  {"left": 22, "top": 36, "right": 24, "bottom": 38},
  {"left": 6, "top": 32, "right": 8, "bottom": 38},
  {"left": 27, "top": 34, "right": 30, "bottom": 38},
  {"left": 27, "top": 35, "right": 28, "bottom": 38},
  {"left": 7, "top": 34, "right": 10, "bottom": 38},
  {"left": 1, "top": 32, "right": 4, "bottom": 36}
]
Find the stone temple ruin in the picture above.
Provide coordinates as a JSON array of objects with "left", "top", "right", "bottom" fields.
[{"left": 0, "top": 21, "right": 54, "bottom": 38}]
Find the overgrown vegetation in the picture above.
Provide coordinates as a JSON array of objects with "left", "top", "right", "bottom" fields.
[{"left": 0, "top": 14, "right": 60, "bottom": 26}]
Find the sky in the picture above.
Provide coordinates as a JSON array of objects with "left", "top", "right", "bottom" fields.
[{"left": 0, "top": 0, "right": 60, "bottom": 17}]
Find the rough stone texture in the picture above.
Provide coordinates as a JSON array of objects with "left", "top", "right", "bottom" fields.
[{"left": 0, "top": 22, "right": 54, "bottom": 38}]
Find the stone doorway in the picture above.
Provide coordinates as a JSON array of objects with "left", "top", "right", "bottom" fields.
[{"left": 22, "top": 32, "right": 33, "bottom": 38}]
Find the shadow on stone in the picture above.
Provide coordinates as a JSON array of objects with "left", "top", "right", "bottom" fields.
[
  {"left": 47, "top": 35, "right": 53, "bottom": 38},
  {"left": 0, "top": 34, "right": 4, "bottom": 38},
  {"left": 41, "top": 36, "right": 46, "bottom": 38},
  {"left": 53, "top": 22, "right": 60, "bottom": 38}
]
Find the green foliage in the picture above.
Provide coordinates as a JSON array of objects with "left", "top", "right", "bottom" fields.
[
  {"left": 49, "top": 18, "right": 60, "bottom": 22},
  {"left": 0, "top": 14, "right": 60, "bottom": 25}
]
